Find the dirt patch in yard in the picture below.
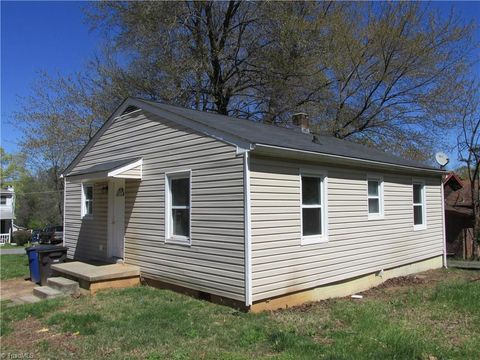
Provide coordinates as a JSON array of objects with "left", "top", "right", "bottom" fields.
[
  {"left": 361, "top": 268, "right": 480, "bottom": 299},
  {"left": 1, "top": 317, "right": 80, "bottom": 358},
  {"left": 0, "top": 278, "right": 36, "bottom": 301}
]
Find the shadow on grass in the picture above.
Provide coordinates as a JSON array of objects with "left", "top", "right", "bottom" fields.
[{"left": 1, "top": 271, "right": 480, "bottom": 359}]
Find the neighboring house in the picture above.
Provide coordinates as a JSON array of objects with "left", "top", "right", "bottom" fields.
[
  {"left": 443, "top": 173, "right": 475, "bottom": 259},
  {"left": 0, "top": 186, "right": 15, "bottom": 244},
  {"left": 13, "top": 224, "right": 27, "bottom": 232},
  {"left": 62, "top": 98, "right": 446, "bottom": 311}
]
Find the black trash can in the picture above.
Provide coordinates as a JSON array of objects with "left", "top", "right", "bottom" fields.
[{"left": 36, "top": 245, "right": 68, "bottom": 285}]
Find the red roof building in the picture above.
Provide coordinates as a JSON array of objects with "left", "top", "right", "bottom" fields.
[{"left": 443, "top": 173, "right": 475, "bottom": 258}]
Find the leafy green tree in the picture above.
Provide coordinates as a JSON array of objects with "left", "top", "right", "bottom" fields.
[
  {"left": 0, "top": 148, "right": 62, "bottom": 228},
  {"left": 14, "top": 168, "right": 63, "bottom": 229},
  {"left": 0, "top": 147, "right": 26, "bottom": 187}
]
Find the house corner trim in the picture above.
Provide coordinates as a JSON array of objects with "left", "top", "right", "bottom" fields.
[
  {"left": 441, "top": 182, "right": 448, "bottom": 268},
  {"left": 244, "top": 151, "right": 252, "bottom": 306}
]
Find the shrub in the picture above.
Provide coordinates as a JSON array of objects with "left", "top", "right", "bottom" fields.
[{"left": 12, "top": 230, "right": 31, "bottom": 246}]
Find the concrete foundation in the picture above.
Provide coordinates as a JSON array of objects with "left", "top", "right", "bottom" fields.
[{"left": 250, "top": 256, "right": 443, "bottom": 312}]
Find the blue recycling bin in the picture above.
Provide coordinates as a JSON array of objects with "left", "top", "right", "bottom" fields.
[{"left": 26, "top": 246, "right": 41, "bottom": 283}]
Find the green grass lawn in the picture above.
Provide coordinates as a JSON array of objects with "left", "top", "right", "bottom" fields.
[
  {"left": 0, "top": 243, "right": 25, "bottom": 249},
  {"left": 1, "top": 268, "right": 479, "bottom": 359},
  {"left": 0, "top": 254, "right": 29, "bottom": 280}
]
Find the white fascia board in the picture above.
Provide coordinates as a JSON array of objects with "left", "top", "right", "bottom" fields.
[
  {"left": 108, "top": 158, "right": 143, "bottom": 179},
  {"left": 66, "top": 172, "right": 110, "bottom": 183},
  {"left": 254, "top": 143, "right": 445, "bottom": 176}
]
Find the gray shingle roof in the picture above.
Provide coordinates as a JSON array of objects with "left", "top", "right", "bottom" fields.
[{"left": 137, "top": 99, "right": 437, "bottom": 171}]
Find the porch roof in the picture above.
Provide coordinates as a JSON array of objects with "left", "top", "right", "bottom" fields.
[{"left": 65, "top": 157, "right": 142, "bottom": 181}]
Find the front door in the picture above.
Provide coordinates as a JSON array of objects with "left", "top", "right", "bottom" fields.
[{"left": 108, "top": 178, "right": 125, "bottom": 262}]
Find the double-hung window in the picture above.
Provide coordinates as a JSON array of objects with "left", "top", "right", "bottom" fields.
[
  {"left": 82, "top": 184, "right": 93, "bottom": 218},
  {"left": 413, "top": 182, "right": 426, "bottom": 230},
  {"left": 0, "top": 196, "right": 6, "bottom": 205},
  {"left": 367, "top": 177, "right": 383, "bottom": 219},
  {"left": 301, "top": 174, "right": 327, "bottom": 244},
  {"left": 165, "top": 171, "right": 191, "bottom": 245}
]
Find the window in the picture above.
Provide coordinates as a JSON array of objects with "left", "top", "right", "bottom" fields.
[
  {"left": 413, "top": 182, "right": 426, "bottom": 230},
  {"left": 82, "top": 184, "right": 93, "bottom": 218},
  {"left": 0, "top": 196, "right": 6, "bottom": 205},
  {"left": 367, "top": 177, "right": 383, "bottom": 219},
  {"left": 165, "top": 171, "right": 191, "bottom": 245},
  {"left": 301, "top": 174, "right": 327, "bottom": 244}
]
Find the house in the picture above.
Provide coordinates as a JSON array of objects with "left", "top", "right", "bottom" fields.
[
  {"left": 443, "top": 173, "right": 475, "bottom": 259},
  {"left": 61, "top": 98, "right": 446, "bottom": 311},
  {"left": 0, "top": 186, "right": 15, "bottom": 244}
]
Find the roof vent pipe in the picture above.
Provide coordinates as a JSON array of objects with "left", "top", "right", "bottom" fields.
[{"left": 292, "top": 113, "right": 310, "bottom": 134}]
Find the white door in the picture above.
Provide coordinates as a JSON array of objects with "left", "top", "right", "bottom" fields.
[{"left": 107, "top": 178, "right": 125, "bottom": 262}]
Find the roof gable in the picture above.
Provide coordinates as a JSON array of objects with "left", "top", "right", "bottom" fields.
[
  {"left": 443, "top": 173, "right": 464, "bottom": 190},
  {"left": 62, "top": 98, "right": 252, "bottom": 176}
]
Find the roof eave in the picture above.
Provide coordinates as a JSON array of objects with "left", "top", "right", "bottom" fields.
[{"left": 253, "top": 143, "right": 445, "bottom": 175}]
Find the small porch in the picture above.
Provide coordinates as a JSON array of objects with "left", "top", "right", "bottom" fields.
[
  {"left": 0, "top": 219, "right": 13, "bottom": 245},
  {"left": 51, "top": 261, "right": 141, "bottom": 294},
  {"left": 0, "top": 232, "right": 11, "bottom": 245},
  {"left": 64, "top": 157, "right": 143, "bottom": 263}
]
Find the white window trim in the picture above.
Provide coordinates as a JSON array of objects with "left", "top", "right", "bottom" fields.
[
  {"left": 413, "top": 180, "right": 427, "bottom": 231},
  {"left": 367, "top": 175, "right": 384, "bottom": 220},
  {"left": 81, "top": 183, "right": 94, "bottom": 219},
  {"left": 300, "top": 169, "right": 328, "bottom": 245},
  {"left": 165, "top": 170, "right": 192, "bottom": 246}
]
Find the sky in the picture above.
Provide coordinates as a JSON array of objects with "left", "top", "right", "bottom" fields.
[
  {"left": 1, "top": 1, "right": 101, "bottom": 154},
  {"left": 1, "top": 1, "right": 479, "bottom": 169}
]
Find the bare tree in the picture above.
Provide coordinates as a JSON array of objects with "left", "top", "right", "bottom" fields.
[
  {"left": 14, "top": 1, "right": 477, "bottom": 172},
  {"left": 85, "top": 1, "right": 476, "bottom": 160},
  {"left": 456, "top": 81, "right": 480, "bottom": 259},
  {"left": 13, "top": 72, "right": 107, "bottom": 221}
]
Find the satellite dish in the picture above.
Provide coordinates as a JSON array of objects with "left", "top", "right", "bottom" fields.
[{"left": 435, "top": 152, "right": 449, "bottom": 167}]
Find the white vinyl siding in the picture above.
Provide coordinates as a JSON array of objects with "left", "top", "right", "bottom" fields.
[
  {"left": 250, "top": 155, "right": 443, "bottom": 301},
  {"left": 64, "top": 110, "right": 245, "bottom": 302},
  {"left": 65, "top": 181, "right": 108, "bottom": 261}
]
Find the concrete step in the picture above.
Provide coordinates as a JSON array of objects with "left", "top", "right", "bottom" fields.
[
  {"left": 15, "top": 295, "right": 42, "bottom": 305},
  {"left": 47, "top": 277, "right": 79, "bottom": 294},
  {"left": 33, "top": 286, "right": 64, "bottom": 299}
]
